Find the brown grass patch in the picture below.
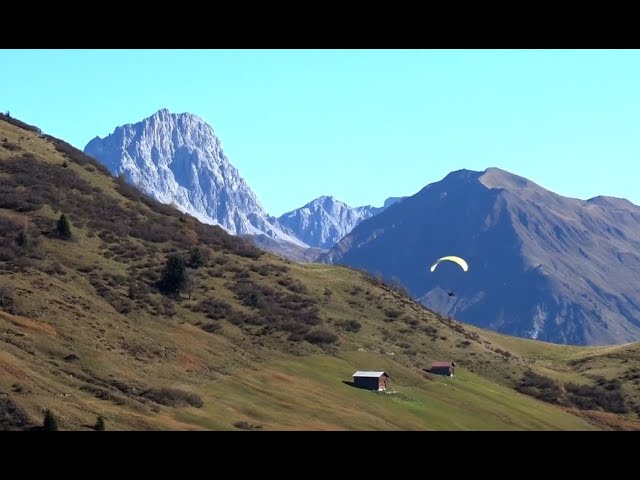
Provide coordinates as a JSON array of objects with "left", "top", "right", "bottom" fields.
[
  {"left": 177, "top": 354, "right": 206, "bottom": 372},
  {"left": 0, "top": 353, "right": 30, "bottom": 381},
  {"left": 0, "top": 311, "right": 57, "bottom": 336},
  {"left": 567, "top": 408, "right": 640, "bottom": 431}
]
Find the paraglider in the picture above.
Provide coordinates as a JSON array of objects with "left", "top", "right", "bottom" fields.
[
  {"left": 430, "top": 256, "right": 468, "bottom": 298},
  {"left": 430, "top": 256, "right": 469, "bottom": 273}
]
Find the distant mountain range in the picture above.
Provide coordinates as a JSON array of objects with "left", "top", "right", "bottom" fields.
[
  {"left": 276, "top": 195, "right": 404, "bottom": 249},
  {"left": 322, "top": 168, "right": 640, "bottom": 346},
  {"left": 84, "top": 109, "right": 399, "bottom": 255},
  {"left": 84, "top": 109, "right": 305, "bottom": 247}
]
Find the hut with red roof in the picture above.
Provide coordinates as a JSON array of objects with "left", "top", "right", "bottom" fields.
[{"left": 431, "top": 361, "right": 456, "bottom": 377}]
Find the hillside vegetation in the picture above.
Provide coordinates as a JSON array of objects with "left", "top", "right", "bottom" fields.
[{"left": 0, "top": 113, "right": 639, "bottom": 431}]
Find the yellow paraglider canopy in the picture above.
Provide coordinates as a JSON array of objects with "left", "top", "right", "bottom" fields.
[{"left": 430, "top": 256, "right": 469, "bottom": 273}]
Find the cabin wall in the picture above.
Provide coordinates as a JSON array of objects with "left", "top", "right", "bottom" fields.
[
  {"left": 353, "top": 377, "right": 380, "bottom": 390},
  {"left": 431, "top": 367, "right": 452, "bottom": 376}
]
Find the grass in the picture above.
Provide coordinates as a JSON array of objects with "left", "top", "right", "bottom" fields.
[
  {"left": 1, "top": 114, "right": 639, "bottom": 431},
  {"left": 181, "top": 353, "right": 596, "bottom": 431}
]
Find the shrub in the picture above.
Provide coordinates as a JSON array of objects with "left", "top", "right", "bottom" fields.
[
  {"left": 495, "top": 348, "right": 512, "bottom": 358},
  {"left": 213, "top": 255, "right": 229, "bottom": 266},
  {"left": 250, "top": 264, "right": 276, "bottom": 277},
  {"left": 56, "top": 214, "right": 72, "bottom": 240},
  {"left": 128, "top": 280, "right": 137, "bottom": 300},
  {"left": 188, "top": 246, "right": 209, "bottom": 269},
  {"left": 422, "top": 325, "right": 438, "bottom": 336},
  {"left": 384, "top": 309, "right": 402, "bottom": 320},
  {"left": 278, "top": 320, "right": 311, "bottom": 334},
  {"left": 287, "top": 333, "right": 305, "bottom": 342},
  {"left": 115, "top": 298, "right": 135, "bottom": 315},
  {"left": 142, "top": 388, "right": 203, "bottom": 408},
  {"left": 277, "top": 277, "right": 307, "bottom": 294},
  {"left": 304, "top": 329, "right": 339, "bottom": 345},
  {"left": 0, "top": 247, "right": 17, "bottom": 262},
  {"left": 43, "top": 134, "right": 111, "bottom": 174},
  {"left": 516, "top": 371, "right": 562, "bottom": 404},
  {"left": 339, "top": 319, "right": 362, "bottom": 333},
  {"left": 0, "top": 398, "right": 30, "bottom": 430},
  {"left": 235, "top": 270, "right": 250, "bottom": 280},
  {"left": 192, "top": 298, "right": 234, "bottom": 320},
  {"left": 0, "top": 285, "right": 15, "bottom": 309},
  {"left": 234, "top": 243, "right": 263, "bottom": 259},
  {"left": 389, "top": 276, "right": 410, "bottom": 296},
  {"left": 565, "top": 381, "right": 629, "bottom": 414},
  {"left": 233, "top": 420, "right": 263, "bottom": 430},
  {"left": 94, "top": 416, "right": 106, "bottom": 431},
  {"left": 0, "top": 112, "right": 42, "bottom": 134},
  {"left": 1, "top": 141, "right": 20, "bottom": 152},
  {"left": 201, "top": 322, "right": 222, "bottom": 333},
  {"left": 402, "top": 315, "right": 419, "bottom": 327},
  {"left": 162, "top": 298, "right": 177, "bottom": 317},
  {"left": 349, "top": 285, "right": 363, "bottom": 295},
  {"left": 12, "top": 383, "right": 25, "bottom": 393}
]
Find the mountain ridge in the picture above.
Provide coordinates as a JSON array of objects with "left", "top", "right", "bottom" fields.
[
  {"left": 277, "top": 195, "right": 403, "bottom": 249},
  {"left": 323, "top": 167, "right": 640, "bottom": 345},
  {"left": 84, "top": 109, "right": 306, "bottom": 247}
]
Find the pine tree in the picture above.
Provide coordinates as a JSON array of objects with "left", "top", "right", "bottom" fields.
[
  {"left": 15, "top": 230, "right": 28, "bottom": 247},
  {"left": 188, "top": 247, "right": 208, "bottom": 269},
  {"left": 128, "top": 278, "right": 137, "bottom": 300},
  {"left": 94, "top": 415, "right": 106, "bottom": 431},
  {"left": 160, "top": 255, "right": 188, "bottom": 294},
  {"left": 56, "top": 214, "right": 72, "bottom": 240},
  {"left": 42, "top": 409, "right": 59, "bottom": 431}
]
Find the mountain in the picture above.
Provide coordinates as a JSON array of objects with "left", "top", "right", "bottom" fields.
[
  {"left": 277, "top": 196, "right": 404, "bottom": 249},
  {"left": 240, "top": 233, "right": 327, "bottom": 263},
  {"left": 84, "top": 109, "right": 305, "bottom": 247},
  {"left": 383, "top": 197, "right": 404, "bottom": 208},
  {"left": 3, "top": 113, "right": 639, "bottom": 430},
  {"left": 322, "top": 167, "right": 640, "bottom": 346}
]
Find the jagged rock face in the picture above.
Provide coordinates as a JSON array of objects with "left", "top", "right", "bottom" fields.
[
  {"left": 322, "top": 168, "right": 640, "bottom": 346},
  {"left": 277, "top": 196, "right": 404, "bottom": 249},
  {"left": 84, "top": 109, "right": 305, "bottom": 246}
]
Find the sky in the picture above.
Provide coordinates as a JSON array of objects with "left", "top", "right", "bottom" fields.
[{"left": 2, "top": 49, "right": 640, "bottom": 216}]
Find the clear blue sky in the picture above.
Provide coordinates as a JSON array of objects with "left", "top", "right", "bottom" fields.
[{"left": 2, "top": 49, "right": 640, "bottom": 216}]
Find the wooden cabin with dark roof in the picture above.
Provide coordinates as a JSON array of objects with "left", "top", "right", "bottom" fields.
[{"left": 352, "top": 371, "right": 390, "bottom": 391}]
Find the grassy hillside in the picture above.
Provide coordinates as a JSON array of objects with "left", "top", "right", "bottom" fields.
[{"left": 0, "top": 114, "right": 639, "bottom": 431}]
